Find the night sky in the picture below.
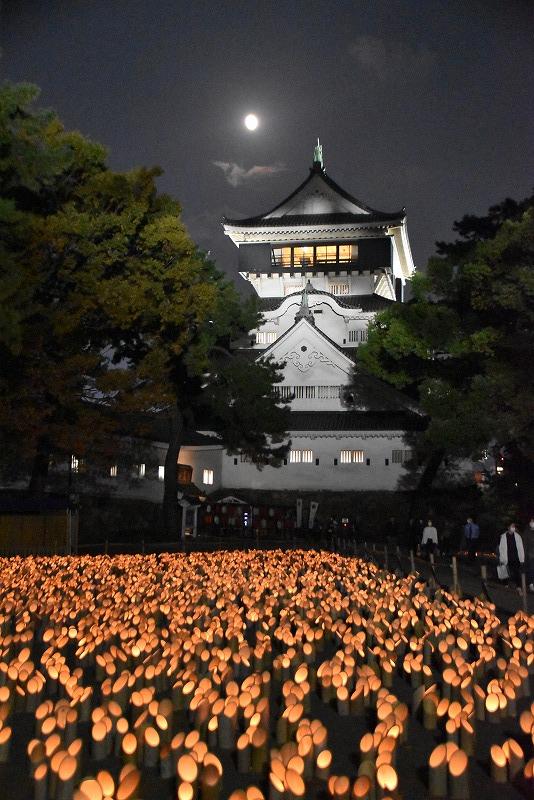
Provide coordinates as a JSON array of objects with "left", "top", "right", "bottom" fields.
[{"left": 2, "top": 1, "right": 533, "bottom": 289}]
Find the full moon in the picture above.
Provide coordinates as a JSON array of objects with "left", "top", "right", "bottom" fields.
[{"left": 244, "top": 113, "right": 259, "bottom": 131}]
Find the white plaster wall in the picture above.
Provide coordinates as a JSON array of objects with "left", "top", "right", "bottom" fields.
[
  {"left": 256, "top": 297, "right": 372, "bottom": 350},
  {"left": 252, "top": 272, "right": 378, "bottom": 298},
  {"left": 177, "top": 446, "right": 224, "bottom": 492},
  {"left": 220, "top": 433, "right": 416, "bottom": 492}
]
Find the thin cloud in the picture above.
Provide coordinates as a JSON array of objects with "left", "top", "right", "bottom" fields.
[
  {"left": 213, "top": 161, "right": 286, "bottom": 187},
  {"left": 349, "top": 35, "right": 436, "bottom": 82}
]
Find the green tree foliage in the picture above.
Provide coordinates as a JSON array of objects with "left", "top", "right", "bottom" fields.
[
  {"left": 357, "top": 194, "right": 534, "bottom": 501},
  {"left": 0, "top": 84, "right": 289, "bottom": 530}
]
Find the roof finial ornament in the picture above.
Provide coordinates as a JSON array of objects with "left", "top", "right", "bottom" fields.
[
  {"left": 313, "top": 138, "right": 324, "bottom": 170},
  {"left": 295, "top": 280, "right": 316, "bottom": 325}
]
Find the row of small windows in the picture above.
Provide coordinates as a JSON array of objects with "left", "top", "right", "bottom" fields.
[
  {"left": 272, "top": 244, "right": 357, "bottom": 268},
  {"left": 282, "top": 281, "right": 350, "bottom": 296},
  {"left": 257, "top": 328, "right": 367, "bottom": 345},
  {"left": 70, "top": 456, "right": 214, "bottom": 485},
  {"left": 256, "top": 331, "right": 278, "bottom": 344},
  {"left": 276, "top": 385, "right": 343, "bottom": 400},
  {"left": 234, "top": 449, "right": 414, "bottom": 466},
  {"left": 348, "top": 329, "right": 368, "bottom": 343}
]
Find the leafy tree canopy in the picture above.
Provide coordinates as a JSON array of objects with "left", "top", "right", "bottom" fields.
[
  {"left": 357, "top": 194, "right": 534, "bottom": 482},
  {"left": 0, "top": 84, "right": 289, "bottom": 521}
]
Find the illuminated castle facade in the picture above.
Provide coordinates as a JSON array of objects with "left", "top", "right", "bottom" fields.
[{"left": 175, "top": 143, "right": 424, "bottom": 494}]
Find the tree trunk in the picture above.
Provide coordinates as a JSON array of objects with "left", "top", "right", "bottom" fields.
[
  {"left": 163, "top": 403, "right": 184, "bottom": 540},
  {"left": 28, "top": 437, "right": 51, "bottom": 495},
  {"left": 406, "top": 449, "right": 445, "bottom": 523}
]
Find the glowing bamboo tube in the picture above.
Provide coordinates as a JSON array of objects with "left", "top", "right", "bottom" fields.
[
  {"left": 490, "top": 744, "right": 507, "bottom": 783},
  {"left": 56, "top": 754, "right": 77, "bottom": 800},
  {"left": 116, "top": 767, "right": 142, "bottom": 800},
  {"left": 359, "top": 732, "right": 376, "bottom": 762},
  {"left": 332, "top": 775, "right": 351, "bottom": 799},
  {"left": 316, "top": 748, "right": 332, "bottom": 780},
  {"left": 200, "top": 762, "right": 222, "bottom": 800},
  {"left": 218, "top": 703, "right": 237, "bottom": 750},
  {"left": 428, "top": 744, "right": 447, "bottom": 799},
  {"left": 92, "top": 719, "right": 109, "bottom": 760},
  {"left": 284, "top": 767, "right": 305, "bottom": 799},
  {"left": 422, "top": 694, "right": 437, "bottom": 730},
  {"left": 177, "top": 753, "right": 199, "bottom": 784},
  {"left": 97, "top": 770, "right": 115, "bottom": 798},
  {"left": 503, "top": 738, "right": 524, "bottom": 781},
  {"left": 33, "top": 762, "right": 48, "bottom": 800},
  {"left": 352, "top": 775, "right": 371, "bottom": 799},
  {"left": 78, "top": 778, "right": 104, "bottom": 800},
  {"left": 27, "top": 738, "right": 46, "bottom": 776},
  {"left": 337, "top": 685, "right": 350, "bottom": 716},
  {"left": 143, "top": 725, "right": 160, "bottom": 768},
  {"left": 485, "top": 692, "right": 499, "bottom": 723},
  {"left": 237, "top": 733, "right": 250, "bottom": 773},
  {"left": 447, "top": 748, "right": 469, "bottom": 800},
  {"left": 473, "top": 686, "right": 485, "bottom": 721},
  {"left": 376, "top": 764, "right": 398, "bottom": 799},
  {"left": 121, "top": 732, "right": 138, "bottom": 764},
  {"left": 519, "top": 709, "right": 534, "bottom": 735},
  {"left": 269, "top": 771, "right": 285, "bottom": 800},
  {"left": 459, "top": 717, "right": 474, "bottom": 756}
]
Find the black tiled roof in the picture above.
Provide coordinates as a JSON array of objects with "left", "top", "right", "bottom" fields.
[
  {"left": 224, "top": 166, "right": 405, "bottom": 227},
  {"left": 226, "top": 212, "right": 403, "bottom": 228},
  {"left": 258, "top": 292, "right": 393, "bottom": 313},
  {"left": 288, "top": 411, "right": 426, "bottom": 432}
]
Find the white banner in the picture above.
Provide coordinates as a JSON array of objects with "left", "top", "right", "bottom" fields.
[
  {"left": 296, "top": 498, "right": 303, "bottom": 528},
  {"left": 309, "top": 501, "right": 319, "bottom": 530}
]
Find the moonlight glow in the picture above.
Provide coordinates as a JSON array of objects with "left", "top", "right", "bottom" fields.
[{"left": 244, "top": 113, "right": 259, "bottom": 131}]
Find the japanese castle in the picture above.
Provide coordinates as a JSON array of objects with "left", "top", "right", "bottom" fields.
[{"left": 174, "top": 141, "right": 424, "bottom": 494}]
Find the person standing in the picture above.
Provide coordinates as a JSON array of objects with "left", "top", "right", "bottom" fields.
[
  {"left": 463, "top": 517, "right": 480, "bottom": 560},
  {"left": 498, "top": 523, "right": 525, "bottom": 592},
  {"left": 524, "top": 517, "right": 534, "bottom": 591},
  {"left": 421, "top": 519, "right": 438, "bottom": 558}
]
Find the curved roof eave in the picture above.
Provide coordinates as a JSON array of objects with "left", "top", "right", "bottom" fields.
[{"left": 223, "top": 166, "right": 405, "bottom": 227}]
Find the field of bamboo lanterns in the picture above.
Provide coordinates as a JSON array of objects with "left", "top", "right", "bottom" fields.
[{"left": 0, "top": 549, "right": 531, "bottom": 799}]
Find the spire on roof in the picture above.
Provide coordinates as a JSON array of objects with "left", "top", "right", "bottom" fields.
[
  {"left": 313, "top": 138, "right": 324, "bottom": 171},
  {"left": 295, "top": 280, "right": 316, "bottom": 325}
]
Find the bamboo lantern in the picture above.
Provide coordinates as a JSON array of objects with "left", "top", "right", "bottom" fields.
[
  {"left": 490, "top": 745, "right": 507, "bottom": 783},
  {"left": 376, "top": 764, "right": 398, "bottom": 799},
  {"left": 447, "top": 748, "right": 469, "bottom": 800},
  {"left": 177, "top": 753, "right": 199, "bottom": 785},
  {"left": 56, "top": 754, "right": 77, "bottom": 800},
  {"left": 502, "top": 738, "right": 524, "bottom": 781},
  {"left": 269, "top": 771, "right": 284, "bottom": 800},
  {"left": 143, "top": 725, "right": 160, "bottom": 768},
  {"left": 316, "top": 748, "right": 332, "bottom": 780},
  {"left": 352, "top": 775, "right": 372, "bottom": 799},
  {"left": 200, "top": 762, "right": 221, "bottom": 800},
  {"left": 92, "top": 719, "right": 109, "bottom": 761},
  {"left": 284, "top": 767, "right": 305, "bottom": 799},
  {"left": 237, "top": 733, "right": 250, "bottom": 773},
  {"left": 429, "top": 744, "right": 447, "bottom": 799},
  {"left": 121, "top": 732, "right": 138, "bottom": 764},
  {"left": 459, "top": 717, "right": 474, "bottom": 756},
  {"left": 33, "top": 762, "right": 48, "bottom": 800},
  {"left": 96, "top": 770, "right": 115, "bottom": 798},
  {"left": 78, "top": 779, "right": 105, "bottom": 800},
  {"left": 485, "top": 692, "right": 500, "bottom": 723}
]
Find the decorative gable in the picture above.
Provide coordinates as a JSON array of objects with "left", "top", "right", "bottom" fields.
[{"left": 257, "top": 318, "right": 354, "bottom": 382}]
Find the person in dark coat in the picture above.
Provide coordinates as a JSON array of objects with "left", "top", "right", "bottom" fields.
[
  {"left": 524, "top": 517, "right": 534, "bottom": 591},
  {"left": 463, "top": 517, "right": 480, "bottom": 560}
]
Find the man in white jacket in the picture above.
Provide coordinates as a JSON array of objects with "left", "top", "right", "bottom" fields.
[{"left": 498, "top": 523, "right": 525, "bottom": 591}]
